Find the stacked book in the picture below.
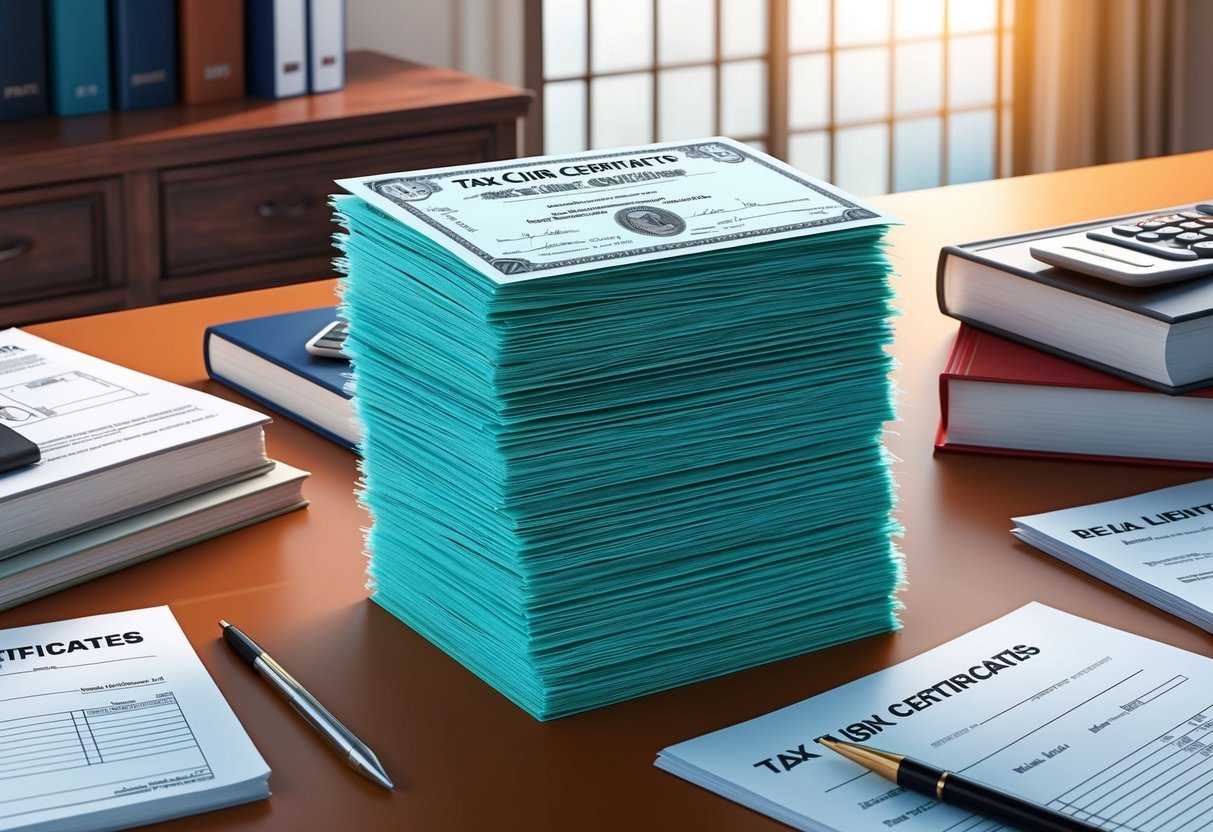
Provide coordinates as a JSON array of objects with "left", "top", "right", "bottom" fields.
[
  {"left": 936, "top": 204, "right": 1213, "bottom": 467},
  {"left": 333, "top": 138, "right": 903, "bottom": 719},
  {"left": 0, "top": 329, "right": 308, "bottom": 610}
]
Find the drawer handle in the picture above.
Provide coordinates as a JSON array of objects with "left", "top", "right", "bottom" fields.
[
  {"left": 0, "top": 239, "right": 31, "bottom": 263},
  {"left": 256, "top": 197, "right": 315, "bottom": 219}
]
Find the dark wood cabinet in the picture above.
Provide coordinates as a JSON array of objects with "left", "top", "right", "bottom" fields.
[{"left": 0, "top": 52, "right": 531, "bottom": 326}]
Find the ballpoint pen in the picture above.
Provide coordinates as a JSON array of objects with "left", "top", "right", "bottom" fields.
[
  {"left": 219, "top": 620, "right": 394, "bottom": 790},
  {"left": 815, "top": 737, "right": 1101, "bottom": 832}
]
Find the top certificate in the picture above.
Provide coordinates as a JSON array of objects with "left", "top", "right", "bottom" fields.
[{"left": 336, "top": 137, "right": 893, "bottom": 285}]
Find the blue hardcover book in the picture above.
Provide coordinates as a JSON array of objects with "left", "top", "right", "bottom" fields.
[
  {"left": 46, "top": 0, "right": 111, "bottom": 116},
  {"left": 204, "top": 307, "right": 358, "bottom": 450},
  {"left": 109, "top": 0, "right": 177, "bottom": 110},
  {"left": 0, "top": 0, "right": 48, "bottom": 122},
  {"left": 246, "top": 0, "right": 307, "bottom": 99}
]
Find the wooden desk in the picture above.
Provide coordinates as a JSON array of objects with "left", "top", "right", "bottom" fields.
[{"left": 7, "top": 150, "right": 1213, "bottom": 831}]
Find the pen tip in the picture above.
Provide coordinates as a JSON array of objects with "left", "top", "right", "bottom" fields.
[{"left": 218, "top": 619, "right": 230, "bottom": 630}]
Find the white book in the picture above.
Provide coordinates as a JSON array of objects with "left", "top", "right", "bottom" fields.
[
  {"left": 307, "top": 0, "right": 344, "bottom": 93},
  {"left": 0, "top": 462, "right": 309, "bottom": 611},
  {"left": 658, "top": 603, "right": 1213, "bottom": 831},
  {"left": 0, "top": 329, "right": 270, "bottom": 559},
  {"left": 0, "top": 606, "right": 270, "bottom": 831}
]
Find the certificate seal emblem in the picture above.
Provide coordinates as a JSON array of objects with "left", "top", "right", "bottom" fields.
[
  {"left": 614, "top": 205, "right": 686, "bottom": 237},
  {"left": 368, "top": 178, "right": 442, "bottom": 206}
]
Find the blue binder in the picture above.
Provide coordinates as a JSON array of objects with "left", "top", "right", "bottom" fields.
[
  {"left": 0, "top": 0, "right": 48, "bottom": 122},
  {"left": 46, "top": 0, "right": 111, "bottom": 117},
  {"left": 246, "top": 0, "right": 307, "bottom": 99},
  {"left": 110, "top": 0, "right": 178, "bottom": 110}
]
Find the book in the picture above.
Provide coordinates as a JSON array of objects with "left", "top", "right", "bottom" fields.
[
  {"left": 1013, "top": 479, "right": 1213, "bottom": 634},
  {"left": 179, "top": 0, "right": 245, "bottom": 104},
  {"left": 935, "top": 325, "right": 1213, "bottom": 467},
  {"left": 335, "top": 138, "right": 902, "bottom": 719},
  {"left": 937, "top": 206, "right": 1213, "bottom": 394},
  {"left": 110, "top": 0, "right": 178, "bottom": 110},
  {"left": 0, "top": 606, "right": 270, "bottom": 829},
  {"left": 204, "top": 306, "right": 358, "bottom": 449},
  {"left": 0, "top": 461, "right": 308, "bottom": 612},
  {"left": 306, "top": 0, "right": 344, "bottom": 93},
  {"left": 246, "top": 0, "right": 307, "bottom": 99},
  {"left": 0, "top": 0, "right": 48, "bottom": 122},
  {"left": 0, "top": 328, "right": 271, "bottom": 559},
  {"left": 657, "top": 602, "right": 1213, "bottom": 831},
  {"left": 46, "top": 0, "right": 111, "bottom": 116}
]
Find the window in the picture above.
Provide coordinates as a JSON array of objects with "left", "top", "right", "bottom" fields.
[{"left": 524, "top": 0, "right": 1014, "bottom": 195}]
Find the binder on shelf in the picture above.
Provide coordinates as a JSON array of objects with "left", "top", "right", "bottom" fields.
[
  {"left": 307, "top": 0, "right": 345, "bottom": 93},
  {"left": 110, "top": 0, "right": 178, "bottom": 110},
  {"left": 0, "top": 0, "right": 48, "bottom": 122},
  {"left": 246, "top": 0, "right": 307, "bottom": 99},
  {"left": 46, "top": 0, "right": 111, "bottom": 117},
  {"left": 179, "top": 0, "right": 246, "bottom": 104}
]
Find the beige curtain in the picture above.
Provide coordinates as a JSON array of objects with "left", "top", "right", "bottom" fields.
[{"left": 1012, "top": 0, "right": 1190, "bottom": 175}]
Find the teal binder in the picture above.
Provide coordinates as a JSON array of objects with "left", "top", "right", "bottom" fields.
[{"left": 46, "top": 0, "right": 111, "bottom": 116}]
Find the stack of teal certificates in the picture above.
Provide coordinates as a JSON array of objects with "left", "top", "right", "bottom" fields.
[{"left": 333, "top": 138, "right": 903, "bottom": 720}]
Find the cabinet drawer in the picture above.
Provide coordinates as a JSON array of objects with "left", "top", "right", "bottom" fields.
[
  {"left": 159, "top": 131, "right": 494, "bottom": 279},
  {"left": 0, "top": 179, "right": 123, "bottom": 308}
]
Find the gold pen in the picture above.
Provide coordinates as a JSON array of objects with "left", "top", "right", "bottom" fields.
[{"left": 816, "top": 738, "right": 1101, "bottom": 832}]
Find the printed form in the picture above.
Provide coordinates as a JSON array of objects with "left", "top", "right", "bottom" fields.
[
  {"left": 658, "top": 603, "right": 1213, "bottom": 831},
  {"left": 0, "top": 607, "right": 268, "bottom": 832}
]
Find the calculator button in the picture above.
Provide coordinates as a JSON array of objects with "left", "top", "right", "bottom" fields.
[
  {"left": 1139, "top": 221, "right": 1167, "bottom": 231},
  {"left": 1136, "top": 232, "right": 1162, "bottom": 242},
  {"left": 1180, "top": 221, "right": 1206, "bottom": 231},
  {"left": 1194, "top": 242, "right": 1213, "bottom": 258},
  {"left": 1177, "top": 232, "right": 1206, "bottom": 245},
  {"left": 1086, "top": 230, "right": 1199, "bottom": 260},
  {"left": 1196, "top": 203, "right": 1213, "bottom": 215},
  {"left": 1111, "top": 225, "right": 1141, "bottom": 236},
  {"left": 1200, "top": 228, "right": 1213, "bottom": 238},
  {"left": 1180, "top": 212, "right": 1206, "bottom": 220},
  {"left": 1154, "top": 226, "right": 1184, "bottom": 239}
]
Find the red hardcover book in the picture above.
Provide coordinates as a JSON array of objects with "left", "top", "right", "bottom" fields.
[
  {"left": 936, "top": 325, "right": 1213, "bottom": 467},
  {"left": 179, "top": 0, "right": 245, "bottom": 104}
]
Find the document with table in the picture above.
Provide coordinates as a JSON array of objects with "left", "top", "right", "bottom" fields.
[
  {"left": 658, "top": 603, "right": 1213, "bottom": 831},
  {"left": 0, "top": 607, "right": 269, "bottom": 832}
]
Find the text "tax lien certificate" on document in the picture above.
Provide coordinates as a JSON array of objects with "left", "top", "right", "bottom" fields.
[{"left": 659, "top": 603, "right": 1213, "bottom": 831}]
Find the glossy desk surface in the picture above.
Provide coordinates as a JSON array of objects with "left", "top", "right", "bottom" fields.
[{"left": 8, "top": 150, "right": 1213, "bottom": 830}]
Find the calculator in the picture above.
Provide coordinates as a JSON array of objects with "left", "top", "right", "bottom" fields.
[
  {"left": 1029, "top": 202, "right": 1213, "bottom": 287},
  {"left": 304, "top": 319, "right": 349, "bottom": 359}
]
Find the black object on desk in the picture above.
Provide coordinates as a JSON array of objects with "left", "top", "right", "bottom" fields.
[
  {"left": 0, "top": 423, "right": 39, "bottom": 474},
  {"left": 816, "top": 738, "right": 1103, "bottom": 832},
  {"left": 219, "top": 620, "right": 394, "bottom": 790}
]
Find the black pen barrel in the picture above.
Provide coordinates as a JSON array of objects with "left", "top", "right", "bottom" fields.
[{"left": 938, "top": 772, "right": 1103, "bottom": 832}]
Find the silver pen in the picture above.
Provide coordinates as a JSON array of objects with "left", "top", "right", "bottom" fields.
[{"left": 218, "top": 620, "right": 394, "bottom": 790}]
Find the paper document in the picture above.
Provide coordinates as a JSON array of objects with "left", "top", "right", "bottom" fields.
[
  {"left": 0, "top": 607, "right": 269, "bottom": 831},
  {"left": 0, "top": 329, "right": 267, "bottom": 500},
  {"left": 1014, "top": 479, "right": 1213, "bottom": 633},
  {"left": 658, "top": 603, "right": 1213, "bottom": 831},
  {"left": 338, "top": 136, "right": 892, "bottom": 284}
]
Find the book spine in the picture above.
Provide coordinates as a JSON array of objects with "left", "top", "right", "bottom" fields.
[
  {"left": 246, "top": 0, "right": 306, "bottom": 99},
  {"left": 307, "top": 0, "right": 343, "bottom": 93},
  {"left": 0, "top": 0, "right": 48, "bottom": 122},
  {"left": 46, "top": 0, "right": 111, "bottom": 116},
  {"left": 179, "top": 0, "right": 245, "bottom": 104},
  {"left": 110, "top": 0, "right": 178, "bottom": 111}
]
